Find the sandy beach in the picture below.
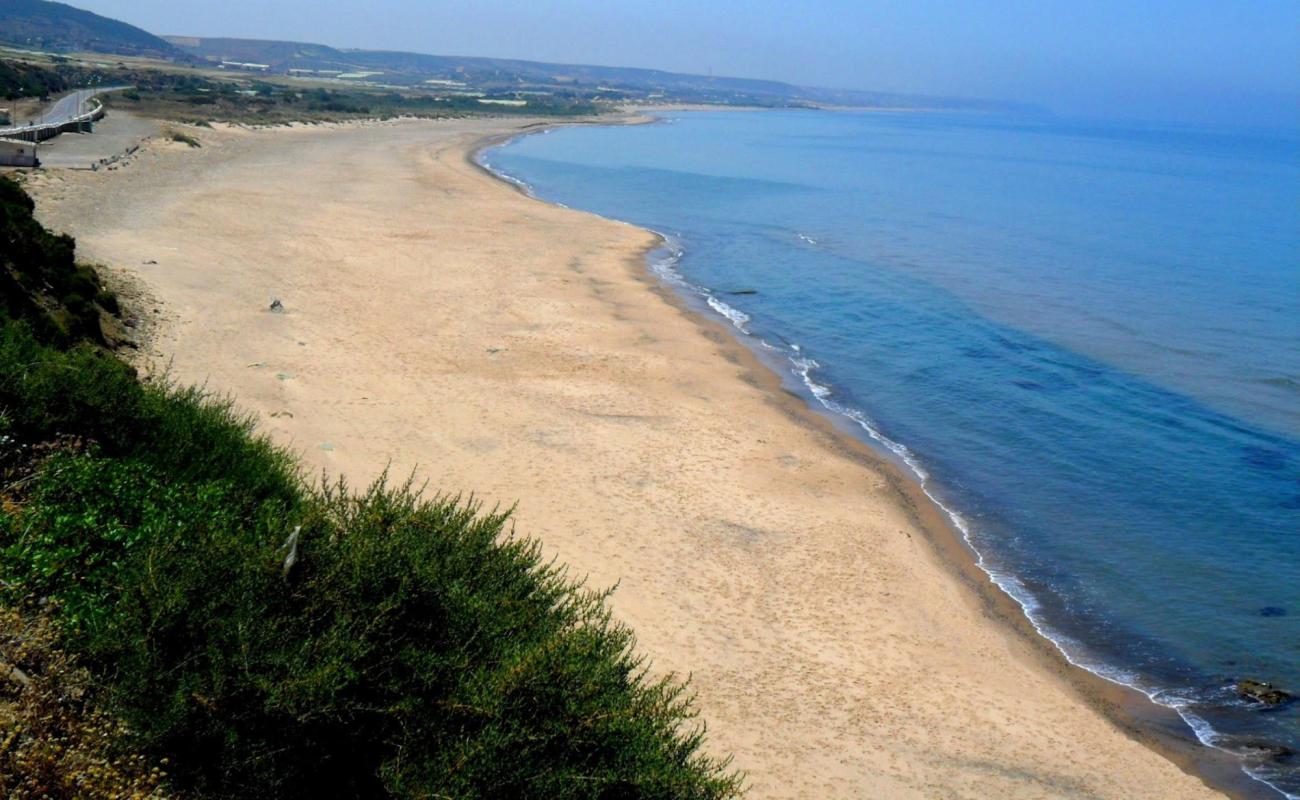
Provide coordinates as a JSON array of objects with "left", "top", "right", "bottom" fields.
[{"left": 25, "top": 116, "right": 1226, "bottom": 799}]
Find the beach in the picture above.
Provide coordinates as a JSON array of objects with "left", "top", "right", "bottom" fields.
[{"left": 25, "top": 116, "right": 1226, "bottom": 798}]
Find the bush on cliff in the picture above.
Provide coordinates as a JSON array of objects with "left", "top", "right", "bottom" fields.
[
  {"left": 0, "top": 176, "right": 118, "bottom": 346},
  {"left": 0, "top": 176, "right": 741, "bottom": 798}
]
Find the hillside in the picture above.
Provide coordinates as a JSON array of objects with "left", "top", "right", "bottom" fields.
[
  {"left": 0, "top": 0, "right": 182, "bottom": 59},
  {"left": 165, "top": 35, "right": 1033, "bottom": 111},
  {"left": 0, "top": 1, "right": 1032, "bottom": 110},
  {"left": 0, "top": 0, "right": 1030, "bottom": 111},
  {"left": 0, "top": 57, "right": 73, "bottom": 99}
]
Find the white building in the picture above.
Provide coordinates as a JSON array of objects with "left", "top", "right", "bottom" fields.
[{"left": 0, "top": 137, "right": 37, "bottom": 167}]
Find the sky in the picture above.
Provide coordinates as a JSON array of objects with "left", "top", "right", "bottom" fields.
[{"left": 70, "top": 0, "right": 1300, "bottom": 127}]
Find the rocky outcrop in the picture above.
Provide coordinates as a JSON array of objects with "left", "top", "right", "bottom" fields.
[{"left": 1237, "top": 679, "right": 1294, "bottom": 707}]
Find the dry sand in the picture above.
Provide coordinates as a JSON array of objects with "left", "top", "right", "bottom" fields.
[{"left": 26, "top": 117, "right": 1226, "bottom": 799}]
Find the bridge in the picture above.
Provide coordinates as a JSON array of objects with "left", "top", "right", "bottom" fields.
[{"left": 0, "top": 86, "right": 132, "bottom": 143}]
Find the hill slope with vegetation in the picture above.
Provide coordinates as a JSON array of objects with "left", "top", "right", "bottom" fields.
[
  {"left": 166, "top": 35, "right": 1034, "bottom": 111},
  {"left": 0, "top": 1, "right": 1034, "bottom": 111},
  {"left": 0, "top": 57, "right": 79, "bottom": 100},
  {"left": 0, "top": 0, "right": 182, "bottom": 59},
  {"left": 0, "top": 175, "right": 741, "bottom": 798}
]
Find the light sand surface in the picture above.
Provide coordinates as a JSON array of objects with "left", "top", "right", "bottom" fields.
[
  {"left": 33, "top": 109, "right": 161, "bottom": 169},
  {"left": 26, "top": 118, "right": 1225, "bottom": 799}
]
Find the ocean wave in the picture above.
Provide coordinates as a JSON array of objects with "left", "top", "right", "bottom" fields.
[
  {"left": 784, "top": 345, "right": 1299, "bottom": 800},
  {"left": 476, "top": 155, "right": 534, "bottom": 195},
  {"left": 1259, "top": 375, "right": 1300, "bottom": 394},
  {"left": 706, "top": 296, "right": 752, "bottom": 332},
  {"left": 646, "top": 235, "right": 752, "bottom": 337},
  {"left": 479, "top": 135, "right": 1296, "bottom": 796},
  {"left": 650, "top": 242, "right": 1297, "bottom": 797}
]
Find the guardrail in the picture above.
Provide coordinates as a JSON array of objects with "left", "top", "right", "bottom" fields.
[{"left": 0, "top": 98, "right": 107, "bottom": 143}]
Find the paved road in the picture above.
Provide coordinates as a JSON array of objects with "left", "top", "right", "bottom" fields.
[{"left": 1, "top": 85, "right": 131, "bottom": 135}]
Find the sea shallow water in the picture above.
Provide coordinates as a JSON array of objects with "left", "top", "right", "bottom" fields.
[{"left": 483, "top": 109, "right": 1300, "bottom": 796}]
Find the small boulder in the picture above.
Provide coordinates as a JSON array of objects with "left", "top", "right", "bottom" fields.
[
  {"left": 269, "top": 298, "right": 284, "bottom": 312},
  {"left": 1237, "top": 680, "right": 1294, "bottom": 707}
]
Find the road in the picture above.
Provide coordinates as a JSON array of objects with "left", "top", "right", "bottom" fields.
[{"left": 1, "top": 85, "right": 132, "bottom": 135}]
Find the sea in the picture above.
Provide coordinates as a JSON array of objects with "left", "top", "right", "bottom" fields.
[{"left": 481, "top": 109, "right": 1300, "bottom": 797}]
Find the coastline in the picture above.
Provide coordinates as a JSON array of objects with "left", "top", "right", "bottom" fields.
[
  {"left": 26, "top": 115, "right": 1234, "bottom": 798},
  {"left": 472, "top": 121, "right": 1262, "bottom": 799}
]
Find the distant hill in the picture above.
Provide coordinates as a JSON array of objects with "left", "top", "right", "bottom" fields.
[
  {"left": 0, "top": 0, "right": 1034, "bottom": 112},
  {"left": 0, "top": 0, "right": 182, "bottom": 59},
  {"left": 165, "top": 35, "right": 1035, "bottom": 113}
]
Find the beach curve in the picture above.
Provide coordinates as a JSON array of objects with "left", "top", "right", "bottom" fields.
[{"left": 26, "top": 115, "right": 1230, "bottom": 799}]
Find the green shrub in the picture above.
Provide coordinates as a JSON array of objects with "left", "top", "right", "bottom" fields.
[
  {"left": 4, "top": 454, "right": 738, "bottom": 798},
  {"left": 0, "top": 326, "right": 300, "bottom": 502},
  {"left": 166, "top": 129, "right": 201, "bottom": 147},
  {"left": 95, "top": 288, "right": 120, "bottom": 315},
  {"left": 0, "top": 177, "right": 116, "bottom": 346},
  {"left": 0, "top": 167, "right": 739, "bottom": 800},
  {"left": 0, "top": 607, "right": 175, "bottom": 800}
]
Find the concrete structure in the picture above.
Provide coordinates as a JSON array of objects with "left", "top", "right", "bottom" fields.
[
  {"left": 0, "top": 87, "right": 128, "bottom": 145},
  {"left": 0, "top": 137, "right": 39, "bottom": 167},
  {"left": 0, "top": 98, "right": 104, "bottom": 143}
]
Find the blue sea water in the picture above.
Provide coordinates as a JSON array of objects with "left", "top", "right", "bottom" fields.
[{"left": 483, "top": 110, "right": 1300, "bottom": 796}]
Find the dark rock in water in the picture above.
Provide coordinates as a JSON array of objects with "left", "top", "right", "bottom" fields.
[
  {"left": 1258, "top": 606, "right": 1288, "bottom": 618},
  {"left": 1238, "top": 740, "right": 1295, "bottom": 762},
  {"left": 724, "top": 289, "right": 758, "bottom": 296},
  {"left": 1237, "top": 679, "right": 1294, "bottom": 706}
]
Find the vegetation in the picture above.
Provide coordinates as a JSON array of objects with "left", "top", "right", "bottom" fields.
[
  {"left": 0, "top": 58, "right": 77, "bottom": 100},
  {"left": 0, "top": 176, "right": 118, "bottom": 346},
  {"left": 0, "top": 175, "right": 741, "bottom": 798},
  {"left": 102, "top": 72, "right": 600, "bottom": 124},
  {"left": 165, "top": 128, "right": 200, "bottom": 147},
  {"left": 0, "top": 0, "right": 182, "bottom": 60},
  {"left": 0, "top": 609, "right": 174, "bottom": 799},
  {"left": 2, "top": 51, "right": 600, "bottom": 129}
]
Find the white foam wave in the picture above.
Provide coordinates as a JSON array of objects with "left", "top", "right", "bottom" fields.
[
  {"left": 648, "top": 242, "right": 688, "bottom": 287},
  {"left": 476, "top": 154, "right": 535, "bottom": 196},
  {"left": 477, "top": 134, "right": 1294, "bottom": 795},
  {"left": 707, "top": 296, "right": 751, "bottom": 332},
  {"left": 642, "top": 234, "right": 755, "bottom": 336},
  {"left": 785, "top": 342, "right": 1297, "bottom": 799}
]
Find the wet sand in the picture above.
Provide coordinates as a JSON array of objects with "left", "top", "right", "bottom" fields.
[{"left": 26, "top": 117, "right": 1226, "bottom": 799}]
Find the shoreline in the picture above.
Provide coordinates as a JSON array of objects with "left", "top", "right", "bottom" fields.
[
  {"left": 471, "top": 120, "right": 1261, "bottom": 798},
  {"left": 27, "top": 114, "right": 1237, "bottom": 798}
]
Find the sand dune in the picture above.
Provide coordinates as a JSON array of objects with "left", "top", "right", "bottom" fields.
[{"left": 27, "top": 117, "right": 1224, "bottom": 799}]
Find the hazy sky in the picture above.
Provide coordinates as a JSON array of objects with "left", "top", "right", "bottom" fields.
[{"left": 71, "top": 0, "right": 1299, "bottom": 126}]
